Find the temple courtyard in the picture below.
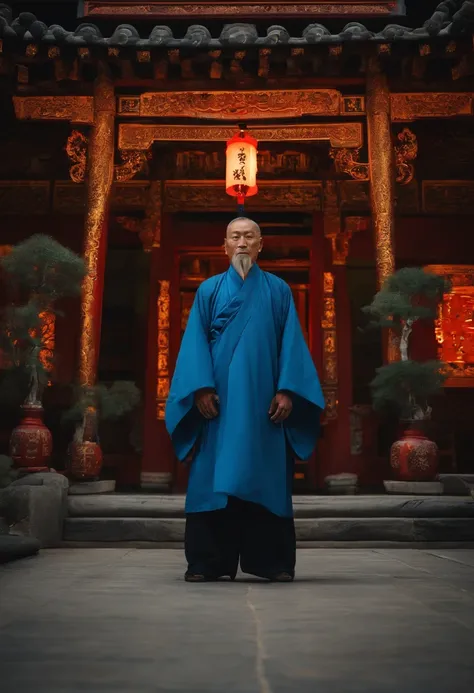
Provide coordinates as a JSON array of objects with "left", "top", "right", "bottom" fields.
[{"left": 0, "top": 548, "right": 473, "bottom": 692}]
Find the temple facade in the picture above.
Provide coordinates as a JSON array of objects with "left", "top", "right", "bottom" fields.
[{"left": 1, "top": 1, "right": 474, "bottom": 490}]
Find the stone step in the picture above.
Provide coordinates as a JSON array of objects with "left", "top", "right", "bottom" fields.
[
  {"left": 63, "top": 516, "right": 474, "bottom": 543},
  {"left": 67, "top": 493, "right": 474, "bottom": 519}
]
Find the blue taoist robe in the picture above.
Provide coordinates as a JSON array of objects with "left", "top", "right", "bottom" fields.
[{"left": 165, "top": 263, "right": 324, "bottom": 518}]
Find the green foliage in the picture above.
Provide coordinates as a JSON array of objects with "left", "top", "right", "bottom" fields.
[
  {"left": 0, "top": 234, "right": 85, "bottom": 301},
  {"left": 64, "top": 381, "right": 141, "bottom": 424},
  {"left": 363, "top": 267, "right": 449, "bottom": 330},
  {"left": 0, "top": 235, "right": 85, "bottom": 405},
  {"left": 371, "top": 360, "right": 447, "bottom": 419},
  {"left": 0, "top": 455, "right": 18, "bottom": 488}
]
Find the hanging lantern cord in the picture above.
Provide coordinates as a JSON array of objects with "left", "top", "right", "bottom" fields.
[
  {"left": 237, "top": 194, "right": 246, "bottom": 217},
  {"left": 237, "top": 125, "right": 247, "bottom": 215}
]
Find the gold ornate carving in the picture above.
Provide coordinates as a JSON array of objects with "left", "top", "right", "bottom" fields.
[
  {"left": 119, "top": 90, "right": 341, "bottom": 119},
  {"left": 391, "top": 93, "right": 474, "bottom": 122},
  {"left": 84, "top": 2, "right": 396, "bottom": 17},
  {"left": 48, "top": 46, "right": 60, "bottom": 59},
  {"left": 37, "top": 312, "right": 55, "bottom": 373},
  {"left": 323, "top": 181, "right": 368, "bottom": 265},
  {"left": 156, "top": 280, "right": 170, "bottom": 420},
  {"left": 331, "top": 134, "right": 416, "bottom": 186},
  {"left": 66, "top": 131, "right": 147, "bottom": 184},
  {"left": 137, "top": 51, "right": 151, "bottom": 63},
  {"left": 118, "top": 123, "right": 362, "bottom": 150},
  {"left": 322, "top": 271, "right": 338, "bottom": 420},
  {"left": 367, "top": 58, "right": 397, "bottom": 363},
  {"left": 333, "top": 216, "right": 369, "bottom": 265},
  {"left": 323, "top": 389, "right": 338, "bottom": 420},
  {"left": 425, "top": 265, "right": 474, "bottom": 384},
  {"left": 330, "top": 148, "right": 369, "bottom": 181},
  {"left": 118, "top": 97, "right": 140, "bottom": 115},
  {"left": 114, "top": 151, "right": 148, "bottom": 182},
  {"left": 25, "top": 44, "right": 38, "bottom": 58},
  {"left": 13, "top": 96, "right": 94, "bottom": 124},
  {"left": 79, "top": 68, "right": 115, "bottom": 387},
  {"left": 165, "top": 180, "right": 322, "bottom": 212},
  {"left": 175, "top": 149, "right": 314, "bottom": 177},
  {"left": 341, "top": 96, "right": 365, "bottom": 115},
  {"left": 394, "top": 128, "right": 417, "bottom": 186},
  {"left": 66, "top": 130, "right": 88, "bottom": 184},
  {"left": 117, "top": 180, "right": 162, "bottom": 251},
  {"left": 366, "top": 58, "right": 395, "bottom": 290}
]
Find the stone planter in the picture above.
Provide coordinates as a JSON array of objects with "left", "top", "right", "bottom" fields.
[
  {"left": 390, "top": 427, "right": 438, "bottom": 481},
  {"left": 9, "top": 405, "right": 52, "bottom": 473}
]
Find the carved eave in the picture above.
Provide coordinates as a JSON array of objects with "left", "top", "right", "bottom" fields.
[
  {"left": 4, "top": 42, "right": 474, "bottom": 87},
  {"left": 80, "top": 1, "right": 404, "bottom": 20},
  {"left": 1, "top": 2, "right": 474, "bottom": 85}
]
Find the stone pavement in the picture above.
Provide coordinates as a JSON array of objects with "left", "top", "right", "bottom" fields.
[{"left": 1, "top": 549, "right": 474, "bottom": 693}]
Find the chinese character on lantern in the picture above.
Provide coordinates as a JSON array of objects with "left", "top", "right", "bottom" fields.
[{"left": 225, "top": 127, "right": 258, "bottom": 214}]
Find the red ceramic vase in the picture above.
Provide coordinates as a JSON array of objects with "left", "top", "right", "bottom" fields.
[
  {"left": 9, "top": 404, "right": 52, "bottom": 472},
  {"left": 68, "top": 441, "right": 103, "bottom": 480},
  {"left": 390, "top": 427, "right": 438, "bottom": 481}
]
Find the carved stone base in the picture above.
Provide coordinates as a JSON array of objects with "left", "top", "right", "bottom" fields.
[
  {"left": 384, "top": 480, "right": 443, "bottom": 495},
  {"left": 140, "top": 472, "right": 173, "bottom": 492},
  {"left": 69, "top": 480, "right": 116, "bottom": 495}
]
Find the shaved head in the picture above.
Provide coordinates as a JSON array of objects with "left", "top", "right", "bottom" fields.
[{"left": 226, "top": 217, "right": 261, "bottom": 237}]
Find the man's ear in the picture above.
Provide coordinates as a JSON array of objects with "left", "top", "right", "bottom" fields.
[{"left": 224, "top": 238, "right": 229, "bottom": 256}]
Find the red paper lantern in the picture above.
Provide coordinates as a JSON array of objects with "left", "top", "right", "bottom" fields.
[{"left": 225, "top": 128, "right": 258, "bottom": 209}]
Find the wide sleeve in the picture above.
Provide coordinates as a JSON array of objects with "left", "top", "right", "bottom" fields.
[
  {"left": 277, "top": 288, "right": 325, "bottom": 460},
  {"left": 165, "top": 285, "right": 215, "bottom": 460}
]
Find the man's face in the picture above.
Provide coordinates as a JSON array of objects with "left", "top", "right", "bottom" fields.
[{"left": 224, "top": 218, "right": 263, "bottom": 264}]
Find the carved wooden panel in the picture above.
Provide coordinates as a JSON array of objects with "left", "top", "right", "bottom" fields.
[
  {"left": 425, "top": 265, "right": 474, "bottom": 386},
  {"left": 83, "top": 1, "right": 401, "bottom": 20}
]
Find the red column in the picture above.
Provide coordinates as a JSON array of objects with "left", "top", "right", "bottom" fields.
[
  {"left": 316, "top": 204, "right": 354, "bottom": 485},
  {"left": 332, "top": 264, "right": 353, "bottom": 472},
  {"left": 140, "top": 214, "right": 175, "bottom": 491},
  {"left": 309, "top": 213, "right": 328, "bottom": 489}
]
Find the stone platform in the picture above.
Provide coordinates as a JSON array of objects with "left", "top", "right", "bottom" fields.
[
  {"left": 63, "top": 494, "right": 474, "bottom": 545},
  {"left": 1, "top": 548, "right": 474, "bottom": 693}
]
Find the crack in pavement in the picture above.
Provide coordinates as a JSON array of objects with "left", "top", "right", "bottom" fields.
[{"left": 247, "top": 586, "right": 272, "bottom": 693}]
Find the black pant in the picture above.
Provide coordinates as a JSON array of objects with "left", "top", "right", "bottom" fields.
[{"left": 185, "top": 496, "right": 296, "bottom": 580}]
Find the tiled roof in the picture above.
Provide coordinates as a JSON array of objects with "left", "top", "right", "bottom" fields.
[{"left": 0, "top": 2, "right": 473, "bottom": 47}]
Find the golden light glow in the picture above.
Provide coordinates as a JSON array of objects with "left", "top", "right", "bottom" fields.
[{"left": 225, "top": 130, "right": 258, "bottom": 204}]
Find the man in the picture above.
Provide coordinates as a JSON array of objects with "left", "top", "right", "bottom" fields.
[{"left": 165, "top": 217, "right": 324, "bottom": 582}]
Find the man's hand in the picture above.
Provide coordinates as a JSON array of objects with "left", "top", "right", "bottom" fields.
[
  {"left": 269, "top": 391, "right": 293, "bottom": 424},
  {"left": 195, "top": 388, "right": 219, "bottom": 419}
]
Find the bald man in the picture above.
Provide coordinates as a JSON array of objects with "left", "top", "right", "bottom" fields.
[{"left": 166, "top": 217, "right": 324, "bottom": 582}]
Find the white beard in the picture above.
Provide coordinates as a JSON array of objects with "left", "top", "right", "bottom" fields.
[{"left": 232, "top": 253, "right": 253, "bottom": 279}]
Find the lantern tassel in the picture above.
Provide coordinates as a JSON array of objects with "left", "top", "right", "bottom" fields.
[{"left": 237, "top": 194, "right": 246, "bottom": 217}]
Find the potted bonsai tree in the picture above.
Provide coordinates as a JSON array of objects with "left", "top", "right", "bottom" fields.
[
  {"left": 64, "top": 381, "right": 141, "bottom": 481},
  {"left": 0, "top": 235, "right": 85, "bottom": 473},
  {"left": 363, "top": 267, "right": 449, "bottom": 482}
]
